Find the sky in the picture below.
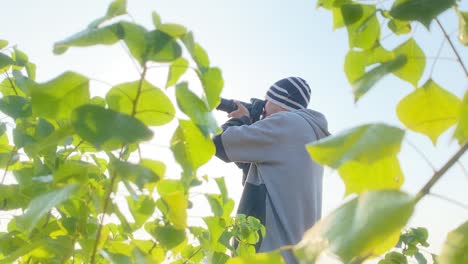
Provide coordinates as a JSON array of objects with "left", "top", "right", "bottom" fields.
[{"left": 1, "top": 0, "right": 468, "bottom": 262}]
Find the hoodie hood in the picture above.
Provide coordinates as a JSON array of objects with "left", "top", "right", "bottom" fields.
[{"left": 294, "top": 109, "right": 330, "bottom": 139}]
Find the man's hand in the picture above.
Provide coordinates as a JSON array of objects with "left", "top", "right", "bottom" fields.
[{"left": 228, "top": 101, "right": 250, "bottom": 119}]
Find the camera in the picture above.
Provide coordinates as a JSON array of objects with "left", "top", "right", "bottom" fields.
[{"left": 216, "top": 98, "right": 266, "bottom": 122}]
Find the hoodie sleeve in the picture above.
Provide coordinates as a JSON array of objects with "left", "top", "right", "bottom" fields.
[
  {"left": 213, "top": 116, "right": 252, "bottom": 162},
  {"left": 220, "top": 113, "right": 286, "bottom": 163}
]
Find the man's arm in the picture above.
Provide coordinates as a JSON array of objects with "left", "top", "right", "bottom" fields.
[{"left": 213, "top": 115, "right": 251, "bottom": 162}]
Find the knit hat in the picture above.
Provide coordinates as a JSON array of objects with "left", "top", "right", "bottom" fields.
[{"left": 265, "top": 77, "right": 311, "bottom": 111}]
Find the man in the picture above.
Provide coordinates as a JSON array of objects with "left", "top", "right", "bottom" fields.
[{"left": 213, "top": 77, "right": 330, "bottom": 263}]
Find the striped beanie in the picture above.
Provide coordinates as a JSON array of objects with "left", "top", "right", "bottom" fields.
[{"left": 265, "top": 77, "right": 311, "bottom": 111}]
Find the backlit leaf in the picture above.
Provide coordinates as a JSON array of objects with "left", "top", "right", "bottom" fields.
[
  {"left": 390, "top": 0, "right": 455, "bottom": 29},
  {"left": 146, "top": 30, "right": 182, "bottom": 62},
  {"left": 106, "top": 80, "right": 175, "bottom": 126},
  {"left": 110, "top": 159, "right": 159, "bottom": 190},
  {"left": 397, "top": 79, "right": 461, "bottom": 144},
  {"left": 393, "top": 38, "right": 425, "bottom": 87},
  {"left": 157, "top": 180, "right": 188, "bottom": 229},
  {"left": 388, "top": 19, "right": 412, "bottom": 35},
  {"left": 159, "top": 23, "right": 187, "bottom": 38},
  {"left": 166, "top": 58, "right": 189, "bottom": 88},
  {"left": 454, "top": 90, "right": 468, "bottom": 144},
  {"left": 307, "top": 123, "right": 405, "bottom": 168},
  {"left": 127, "top": 195, "right": 155, "bottom": 227},
  {"left": 202, "top": 67, "right": 223, "bottom": 110},
  {"left": 227, "top": 251, "right": 285, "bottom": 264},
  {"left": 0, "top": 40, "right": 8, "bottom": 49},
  {"left": 456, "top": 7, "right": 468, "bottom": 46},
  {"left": 341, "top": 4, "right": 380, "bottom": 50},
  {"left": 0, "top": 96, "right": 32, "bottom": 119},
  {"left": 0, "top": 53, "right": 13, "bottom": 73},
  {"left": 344, "top": 44, "right": 394, "bottom": 83},
  {"left": 439, "top": 221, "right": 468, "bottom": 264},
  {"left": 294, "top": 191, "right": 415, "bottom": 263},
  {"left": 152, "top": 11, "right": 162, "bottom": 28}
]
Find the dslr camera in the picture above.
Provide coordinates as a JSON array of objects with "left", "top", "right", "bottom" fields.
[{"left": 216, "top": 98, "right": 266, "bottom": 122}]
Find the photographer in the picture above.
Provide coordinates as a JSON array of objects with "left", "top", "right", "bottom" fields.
[{"left": 213, "top": 77, "right": 330, "bottom": 264}]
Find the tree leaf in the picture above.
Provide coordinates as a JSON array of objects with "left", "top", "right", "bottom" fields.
[
  {"left": 30, "top": 71, "right": 90, "bottom": 120},
  {"left": 307, "top": 123, "right": 405, "bottom": 168},
  {"left": 127, "top": 195, "right": 155, "bottom": 227},
  {"left": 0, "top": 40, "right": 8, "bottom": 49},
  {"left": 379, "top": 251, "right": 408, "bottom": 264},
  {"left": 227, "top": 251, "right": 285, "bottom": 264},
  {"left": 415, "top": 252, "right": 428, "bottom": 264},
  {"left": 454, "top": 90, "right": 468, "bottom": 144},
  {"left": 159, "top": 23, "right": 187, "bottom": 38},
  {"left": 294, "top": 191, "right": 415, "bottom": 263},
  {"left": 166, "top": 58, "right": 189, "bottom": 88},
  {"left": 157, "top": 180, "right": 188, "bottom": 229},
  {"left": 53, "top": 160, "right": 100, "bottom": 184},
  {"left": 192, "top": 44, "right": 210, "bottom": 71},
  {"left": 146, "top": 222, "right": 186, "bottom": 249},
  {"left": 71, "top": 104, "right": 153, "bottom": 150},
  {"left": 13, "top": 48, "right": 29, "bottom": 67},
  {"left": 110, "top": 159, "right": 159, "bottom": 190},
  {"left": 152, "top": 11, "right": 162, "bottom": 28},
  {"left": 202, "top": 67, "right": 224, "bottom": 110},
  {"left": 120, "top": 22, "right": 147, "bottom": 65},
  {"left": 0, "top": 96, "right": 32, "bottom": 119},
  {"left": 352, "top": 55, "right": 407, "bottom": 102},
  {"left": 17, "top": 184, "right": 80, "bottom": 234},
  {"left": 456, "top": 7, "right": 468, "bottom": 46},
  {"left": 106, "top": 0, "right": 126, "bottom": 17},
  {"left": 397, "top": 79, "right": 461, "bottom": 144},
  {"left": 140, "top": 159, "right": 166, "bottom": 180},
  {"left": 389, "top": 0, "right": 455, "bottom": 29},
  {"left": 175, "top": 82, "right": 219, "bottom": 136},
  {"left": 145, "top": 30, "right": 182, "bottom": 62},
  {"left": 106, "top": 80, "right": 174, "bottom": 126},
  {"left": 25, "top": 62, "right": 36, "bottom": 80},
  {"left": 0, "top": 53, "right": 13, "bottom": 73},
  {"left": 388, "top": 19, "right": 412, "bottom": 35},
  {"left": 439, "top": 221, "right": 468, "bottom": 264},
  {"left": 338, "top": 156, "right": 405, "bottom": 195},
  {"left": 392, "top": 38, "right": 425, "bottom": 87},
  {"left": 344, "top": 44, "right": 394, "bottom": 83},
  {"left": 341, "top": 4, "right": 380, "bottom": 50},
  {"left": 170, "top": 120, "right": 215, "bottom": 174}
]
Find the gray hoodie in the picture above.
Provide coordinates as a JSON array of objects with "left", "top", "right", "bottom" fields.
[{"left": 214, "top": 109, "right": 329, "bottom": 263}]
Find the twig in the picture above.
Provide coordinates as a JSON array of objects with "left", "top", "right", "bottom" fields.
[
  {"left": 430, "top": 37, "right": 446, "bottom": 77},
  {"left": 415, "top": 143, "right": 468, "bottom": 203},
  {"left": 435, "top": 18, "right": 468, "bottom": 78},
  {"left": 428, "top": 192, "right": 468, "bottom": 210},
  {"left": 119, "top": 41, "right": 141, "bottom": 75},
  {"left": 132, "top": 65, "right": 147, "bottom": 116},
  {"left": 404, "top": 139, "right": 436, "bottom": 172},
  {"left": 182, "top": 247, "right": 202, "bottom": 264},
  {"left": 0, "top": 147, "right": 18, "bottom": 184},
  {"left": 4, "top": 72, "right": 18, "bottom": 96},
  {"left": 62, "top": 141, "right": 84, "bottom": 162}
]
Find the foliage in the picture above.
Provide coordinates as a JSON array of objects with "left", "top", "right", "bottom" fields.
[{"left": 0, "top": 0, "right": 263, "bottom": 263}]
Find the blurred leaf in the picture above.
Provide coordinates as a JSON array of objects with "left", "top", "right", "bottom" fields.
[
  {"left": 106, "top": 0, "right": 126, "bottom": 17},
  {"left": 439, "top": 221, "right": 468, "bottom": 264},
  {"left": 415, "top": 252, "right": 428, "bottom": 264},
  {"left": 54, "top": 160, "right": 100, "bottom": 183},
  {"left": 0, "top": 96, "right": 32, "bottom": 119},
  {"left": 215, "top": 177, "right": 229, "bottom": 203},
  {"left": 204, "top": 216, "right": 227, "bottom": 250},
  {"left": 157, "top": 180, "right": 188, "bottom": 229},
  {"left": 456, "top": 7, "right": 468, "bottom": 46},
  {"left": 71, "top": 104, "right": 153, "bottom": 150},
  {"left": 0, "top": 184, "right": 30, "bottom": 210},
  {"left": 390, "top": 0, "right": 455, "bottom": 29},
  {"left": 17, "top": 184, "right": 80, "bottom": 234},
  {"left": 307, "top": 123, "right": 405, "bottom": 168},
  {"left": 341, "top": 4, "right": 380, "bottom": 50},
  {"left": 0, "top": 53, "right": 13, "bottom": 73},
  {"left": 454, "top": 91, "right": 468, "bottom": 144},
  {"left": 140, "top": 159, "right": 166, "bottom": 180},
  {"left": 13, "top": 48, "right": 28, "bottom": 67},
  {"left": 352, "top": 55, "right": 407, "bottom": 102},
  {"left": 344, "top": 44, "right": 394, "bottom": 83},
  {"left": 167, "top": 58, "right": 189, "bottom": 88},
  {"left": 181, "top": 31, "right": 195, "bottom": 55},
  {"left": 152, "top": 11, "right": 162, "bottom": 28},
  {"left": 12, "top": 69, "right": 34, "bottom": 95},
  {"left": 202, "top": 67, "right": 223, "bottom": 110},
  {"left": 171, "top": 119, "right": 215, "bottom": 174},
  {"left": 227, "top": 251, "right": 285, "bottom": 264},
  {"left": 26, "top": 124, "right": 73, "bottom": 157},
  {"left": 192, "top": 43, "right": 210, "bottom": 71},
  {"left": 106, "top": 80, "right": 175, "bottom": 126},
  {"left": 127, "top": 195, "right": 155, "bottom": 227},
  {"left": 30, "top": 71, "right": 90, "bottom": 120},
  {"left": 120, "top": 22, "right": 147, "bottom": 65},
  {"left": 397, "top": 79, "right": 461, "bottom": 144},
  {"left": 146, "top": 30, "right": 182, "bottom": 62},
  {"left": 338, "top": 156, "right": 404, "bottom": 195},
  {"left": 393, "top": 38, "right": 425, "bottom": 87},
  {"left": 388, "top": 19, "right": 412, "bottom": 35},
  {"left": 379, "top": 251, "right": 408, "bottom": 264},
  {"left": 176, "top": 82, "right": 219, "bottom": 136},
  {"left": 294, "top": 191, "right": 415, "bottom": 263},
  {"left": 0, "top": 40, "right": 8, "bottom": 49},
  {"left": 25, "top": 62, "right": 36, "bottom": 80},
  {"left": 159, "top": 23, "right": 187, "bottom": 38},
  {"left": 146, "top": 222, "right": 186, "bottom": 249},
  {"left": 111, "top": 159, "right": 159, "bottom": 190}
]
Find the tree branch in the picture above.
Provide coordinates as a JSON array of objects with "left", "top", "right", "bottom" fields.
[{"left": 436, "top": 18, "right": 468, "bottom": 78}]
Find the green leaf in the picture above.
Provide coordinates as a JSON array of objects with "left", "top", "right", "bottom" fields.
[
  {"left": 30, "top": 71, "right": 90, "bottom": 120},
  {"left": 127, "top": 195, "right": 155, "bottom": 227},
  {"left": 146, "top": 222, "right": 186, "bottom": 249},
  {"left": 181, "top": 32, "right": 195, "bottom": 55},
  {"left": 202, "top": 67, "right": 224, "bottom": 110},
  {"left": 379, "top": 251, "right": 408, "bottom": 264},
  {"left": 0, "top": 40, "right": 8, "bottom": 49},
  {"left": 456, "top": 7, "right": 468, "bottom": 46},
  {"left": 157, "top": 180, "right": 188, "bottom": 229},
  {"left": 227, "top": 251, "right": 285, "bottom": 264},
  {"left": 106, "top": 80, "right": 175, "bottom": 126},
  {"left": 12, "top": 69, "right": 34, "bottom": 95},
  {"left": 25, "top": 62, "right": 36, "bottom": 80},
  {"left": 352, "top": 55, "right": 407, "bottom": 102},
  {"left": 106, "top": 0, "right": 126, "bottom": 17},
  {"left": 393, "top": 38, "right": 425, "bottom": 87},
  {"left": 215, "top": 177, "right": 229, "bottom": 204},
  {"left": 54, "top": 160, "right": 100, "bottom": 183},
  {"left": 388, "top": 19, "right": 412, "bottom": 35},
  {"left": 13, "top": 48, "right": 29, "bottom": 67},
  {"left": 71, "top": 104, "right": 153, "bottom": 150},
  {"left": 110, "top": 159, "right": 159, "bottom": 190},
  {"left": 0, "top": 96, "right": 32, "bottom": 119},
  {"left": 454, "top": 90, "right": 468, "bottom": 144},
  {"left": 341, "top": 4, "right": 380, "bottom": 50},
  {"left": 439, "top": 221, "right": 468, "bottom": 264},
  {"left": 344, "top": 44, "right": 395, "bottom": 83},
  {"left": 140, "top": 159, "right": 166, "bottom": 180},
  {"left": 152, "top": 11, "right": 162, "bottom": 28},
  {"left": 175, "top": 82, "right": 219, "bottom": 136},
  {"left": 338, "top": 156, "right": 405, "bottom": 195},
  {"left": 294, "top": 191, "right": 415, "bottom": 263},
  {"left": 167, "top": 58, "right": 189, "bottom": 88},
  {"left": 17, "top": 184, "right": 80, "bottom": 234},
  {"left": 307, "top": 123, "right": 405, "bottom": 168},
  {"left": 159, "top": 23, "right": 187, "bottom": 38},
  {"left": 120, "top": 22, "right": 147, "bottom": 65},
  {"left": 389, "top": 0, "right": 455, "bottom": 29},
  {"left": 0, "top": 53, "right": 13, "bottom": 73},
  {"left": 415, "top": 252, "right": 428, "bottom": 264},
  {"left": 54, "top": 23, "right": 123, "bottom": 54},
  {"left": 171, "top": 119, "right": 215, "bottom": 174},
  {"left": 397, "top": 79, "right": 461, "bottom": 144},
  {"left": 146, "top": 30, "right": 182, "bottom": 62},
  {"left": 192, "top": 43, "right": 210, "bottom": 71}
]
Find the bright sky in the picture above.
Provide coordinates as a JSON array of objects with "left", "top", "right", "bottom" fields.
[{"left": 1, "top": 0, "right": 468, "bottom": 262}]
